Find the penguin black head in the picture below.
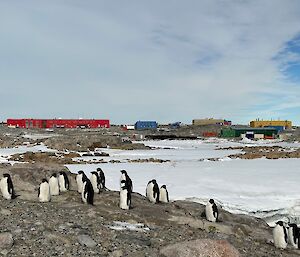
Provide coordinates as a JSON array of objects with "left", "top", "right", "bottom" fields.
[
  {"left": 3, "top": 173, "right": 11, "bottom": 178},
  {"left": 82, "top": 175, "right": 89, "bottom": 182},
  {"left": 51, "top": 173, "right": 57, "bottom": 177},
  {"left": 91, "top": 171, "right": 98, "bottom": 175},
  {"left": 209, "top": 199, "right": 215, "bottom": 204},
  {"left": 161, "top": 185, "right": 167, "bottom": 189},
  {"left": 152, "top": 179, "right": 157, "bottom": 183},
  {"left": 120, "top": 170, "right": 127, "bottom": 175},
  {"left": 42, "top": 179, "right": 48, "bottom": 183},
  {"left": 97, "top": 168, "right": 102, "bottom": 172},
  {"left": 288, "top": 223, "right": 298, "bottom": 229},
  {"left": 78, "top": 170, "right": 84, "bottom": 175},
  {"left": 276, "top": 221, "right": 284, "bottom": 226}
]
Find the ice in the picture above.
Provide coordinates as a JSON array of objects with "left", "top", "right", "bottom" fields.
[
  {"left": 107, "top": 221, "right": 150, "bottom": 232},
  {"left": 66, "top": 139, "right": 300, "bottom": 224},
  {"left": 0, "top": 143, "right": 57, "bottom": 164}
]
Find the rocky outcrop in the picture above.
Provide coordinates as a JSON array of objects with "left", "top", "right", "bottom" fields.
[{"left": 160, "top": 239, "right": 240, "bottom": 257}]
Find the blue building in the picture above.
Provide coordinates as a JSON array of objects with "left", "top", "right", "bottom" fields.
[{"left": 135, "top": 121, "right": 158, "bottom": 130}]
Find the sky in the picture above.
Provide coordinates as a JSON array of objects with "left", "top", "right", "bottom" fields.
[{"left": 0, "top": 1, "right": 300, "bottom": 125}]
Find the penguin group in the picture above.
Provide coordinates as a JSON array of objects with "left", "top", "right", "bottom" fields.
[
  {"left": 146, "top": 179, "right": 169, "bottom": 204},
  {"left": 273, "top": 220, "right": 300, "bottom": 250},
  {"left": 38, "top": 171, "right": 70, "bottom": 202},
  {"left": 75, "top": 168, "right": 107, "bottom": 205}
]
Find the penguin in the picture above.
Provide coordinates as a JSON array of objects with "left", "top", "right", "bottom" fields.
[
  {"left": 120, "top": 170, "right": 133, "bottom": 192},
  {"left": 205, "top": 199, "right": 218, "bottom": 222},
  {"left": 81, "top": 176, "right": 94, "bottom": 205},
  {"left": 90, "top": 171, "right": 100, "bottom": 194},
  {"left": 38, "top": 179, "right": 51, "bottom": 202},
  {"left": 120, "top": 179, "right": 131, "bottom": 210},
  {"left": 49, "top": 173, "right": 59, "bottom": 196},
  {"left": 0, "top": 173, "right": 15, "bottom": 200},
  {"left": 97, "top": 168, "right": 106, "bottom": 190},
  {"left": 146, "top": 179, "right": 159, "bottom": 203},
  {"left": 273, "top": 221, "right": 288, "bottom": 249},
  {"left": 288, "top": 223, "right": 299, "bottom": 249},
  {"left": 58, "top": 171, "right": 69, "bottom": 192},
  {"left": 159, "top": 185, "right": 169, "bottom": 203},
  {"left": 76, "top": 170, "right": 87, "bottom": 193}
]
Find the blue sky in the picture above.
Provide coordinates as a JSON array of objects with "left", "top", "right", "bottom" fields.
[{"left": 1, "top": 1, "right": 300, "bottom": 125}]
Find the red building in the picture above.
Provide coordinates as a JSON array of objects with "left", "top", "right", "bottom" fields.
[{"left": 7, "top": 119, "right": 110, "bottom": 129}]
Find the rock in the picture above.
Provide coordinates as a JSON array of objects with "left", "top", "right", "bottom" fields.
[
  {"left": 0, "top": 232, "right": 13, "bottom": 249},
  {"left": 108, "top": 250, "right": 123, "bottom": 257},
  {"left": 77, "top": 234, "right": 97, "bottom": 247},
  {"left": 0, "top": 209, "right": 11, "bottom": 216},
  {"left": 160, "top": 239, "right": 240, "bottom": 257}
]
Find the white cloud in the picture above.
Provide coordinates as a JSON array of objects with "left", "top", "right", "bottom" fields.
[{"left": 0, "top": 1, "right": 300, "bottom": 124}]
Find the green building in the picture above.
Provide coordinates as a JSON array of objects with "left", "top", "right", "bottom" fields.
[{"left": 221, "top": 127, "right": 278, "bottom": 138}]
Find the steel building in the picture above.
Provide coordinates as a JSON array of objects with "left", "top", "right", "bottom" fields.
[
  {"left": 192, "top": 118, "right": 231, "bottom": 126},
  {"left": 250, "top": 120, "right": 292, "bottom": 129},
  {"left": 221, "top": 127, "right": 278, "bottom": 139},
  {"left": 134, "top": 121, "right": 158, "bottom": 130},
  {"left": 7, "top": 119, "right": 110, "bottom": 129}
]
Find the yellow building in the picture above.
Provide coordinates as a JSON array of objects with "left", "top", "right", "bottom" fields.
[{"left": 250, "top": 120, "right": 292, "bottom": 129}]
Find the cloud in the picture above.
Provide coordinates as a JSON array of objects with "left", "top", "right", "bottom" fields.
[{"left": 0, "top": 1, "right": 300, "bottom": 124}]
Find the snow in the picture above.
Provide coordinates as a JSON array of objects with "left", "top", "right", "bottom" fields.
[
  {"left": 22, "top": 133, "right": 58, "bottom": 140},
  {"left": 66, "top": 139, "right": 300, "bottom": 225},
  {"left": 0, "top": 144, "right": 56, "bottom": 164},
  {"left": 107, "top": 221, "right": 150, "bottom": 232}
]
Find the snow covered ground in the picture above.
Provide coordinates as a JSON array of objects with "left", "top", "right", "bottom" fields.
[
  {"left": 1, "top": 138, "right": 299, "bottom": 225},
  {"left": 0, "top": 144, "right": 56, "bottom": 164},
  {"left": 65, "top": 139, "right": 300, "bottom": 225}
]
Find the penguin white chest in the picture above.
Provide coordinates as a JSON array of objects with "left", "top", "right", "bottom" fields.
[
  {"left": 205, "top": 204, "right": 216, "bottom": 222},
  {"left": 159, "top": 188, "right": 169, "bottom": 203},
  {"left": 76, "top": 174, "right": 83, "bottom": 193},
  {"left": 49, "top": 177, "right": 59, "bottom": 196},
  {"left": 39, "top": 183, "right": 51, "bottom": 202},
  {"left": 120, "top": 189, "right": 129, "bottom": 210},
  {"left": 146, "top": 183, "right": 155, "bottom": 202},
  {"left": 0, "top": 177, "right": 11, "bottom": 200},
  {"left": 273, "top": 225, "right": 287, "bottom": 249},
  {"left": 81, "top": 182, "right": 87, "bottom": 203},
  {"left": 90, "top": 174, "right": 99, "bottom": 194}
]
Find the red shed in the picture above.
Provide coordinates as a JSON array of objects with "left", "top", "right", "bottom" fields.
[{"left": 7, "top": 119, "right": 110, "bottom": 129}]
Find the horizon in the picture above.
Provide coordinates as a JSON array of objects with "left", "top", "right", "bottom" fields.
[{"left": 1, "top": 1, "right": 300, "bottom": 125}]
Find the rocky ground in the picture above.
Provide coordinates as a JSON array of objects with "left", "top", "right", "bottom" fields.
[
  {"left": 0, "top": 164, "right": 298, "bottom": 257},
  {"left": 218, "top": 146, "right": 300, "bottom": 160}
]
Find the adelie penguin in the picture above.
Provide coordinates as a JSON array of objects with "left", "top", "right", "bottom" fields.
[
  {"left": 288, "top": 223, "right": 300, "bottom": 249},
  {"left": 120, "top": 179, "right": 131, "bottom": 210},
  {"left": 76, "top": 170, "right": 87, "bottom": 193},
  {"left": 146, "top": 179, "right": 159, "bottom": 203},
  {"left": 97, "top": 168, "right": 106, "bottom": 190},
  {"left": 120, "top": 170, "right": 133, "bottom": 193},
  {"left": 81, "top": 176, "right": 94, "bottom": 205},
  {"left": 90, "top": 171, "right": 100, "bottom": 194},
  {"left": 205, "top": 199, "right": 218, "bottom": 222},
  {"left": 273, "top": 221, "right": 288, "bottom": 249},
  {"left": 159, "top": 185, "right": 169, "bottom": 203},
  {"left": 58, "top": 171, "right": 69, "bottom": 192},
  {"left": 0, "top": 173, "right": 15, "bottom": 200},
  {"left": 38, "top": 179, "right": 51, "bottom": 202},
  {"left": 49, "top": 173, "right": 59, "bottom": 196}
]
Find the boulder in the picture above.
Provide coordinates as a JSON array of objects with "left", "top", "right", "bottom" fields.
[
  {"left": 0, "top": 232, "right": 13, "bottom": 249},
  {"left": 160, "top": 239, "right": 240, "bottom": 257}
]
